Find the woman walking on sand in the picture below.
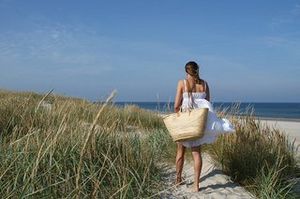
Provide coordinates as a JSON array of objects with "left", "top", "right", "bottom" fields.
[{"left": 173, "top": 61, "right": 235, "bottom": 192}]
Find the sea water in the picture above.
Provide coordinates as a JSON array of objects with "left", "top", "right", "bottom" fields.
[{"left": 114, "top": 102, "right": 300, "bottom": 120}]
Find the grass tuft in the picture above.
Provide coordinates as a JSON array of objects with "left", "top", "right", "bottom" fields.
[{"left": 209, "top": 105, "right": 300, "bottom": 198}]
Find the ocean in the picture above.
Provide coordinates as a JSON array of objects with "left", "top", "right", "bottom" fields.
[{"left": 114, "top": 102, "right": 300, "bottom": 120}]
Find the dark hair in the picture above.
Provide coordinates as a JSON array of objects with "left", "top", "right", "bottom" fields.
[{"left": 185, "top": 61, "right": 201, "bottom": 84}]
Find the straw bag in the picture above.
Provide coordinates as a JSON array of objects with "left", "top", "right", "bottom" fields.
[
  {"left": 163, "top": 81, "right": 208, "bottom": 142},
  {"left": 163, "top": 107, "right": 208, "bottom": 142}
]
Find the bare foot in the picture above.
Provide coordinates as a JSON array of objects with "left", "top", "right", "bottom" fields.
[
  {"left": 175, "top": 177, "right": 185, "bottom": 187},
  {"left": 192, "top": 183, "right": 199, "bottom": 192}
]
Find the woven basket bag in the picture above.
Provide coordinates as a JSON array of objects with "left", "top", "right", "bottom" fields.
[{"left": 163, "top": 107, "right": 208, "bottom": 142}]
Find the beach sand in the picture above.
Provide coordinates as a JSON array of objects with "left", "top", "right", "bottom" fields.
[
  {"left": 160, "top": 118, "right": 299, "bottom": 198},
  {"left": 259, "top": 119, "right": 300, "bottom": 148},
  {"left": 160, "top": 154, "right": 254, "bottom": 199}
]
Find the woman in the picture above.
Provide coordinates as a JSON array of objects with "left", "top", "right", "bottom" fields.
[{"left": 174, "top": 61, "right": 235, "bottom": 192}]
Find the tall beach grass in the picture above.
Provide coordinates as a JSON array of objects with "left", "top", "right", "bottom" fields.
[
  {"left": 1, "top": 89, "right": 299, "bottom": 198},
  {"left": 0, "top": 90, "right": 174, "bottom": 198},
  {"left": 210, "top": 105, "right": 300, "bottom": 198}
]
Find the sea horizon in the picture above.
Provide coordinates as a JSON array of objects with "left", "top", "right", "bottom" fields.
[
  {"left": 114, "top": 101, "right": 300, "bottom": 103},
  {"left": 113, "top": 101, "right": 300, "bottom": 120}
]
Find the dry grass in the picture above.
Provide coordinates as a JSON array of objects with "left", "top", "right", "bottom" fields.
[
  {"left": 0, "top": 90, "right": 174, "bottom": 198},
  {"left": 209, "top": 105, "right": 300, "bottom": 198},
  {"left": 1, "top": 90, "right": 299, "bottom": 198}
]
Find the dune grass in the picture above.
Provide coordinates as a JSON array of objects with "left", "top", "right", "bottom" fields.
[
  {"left": 1, "top": 90, "right": 299, "bottom": 198},
  {"left": 0, "top": 90, "right": 174, "bottom": 198},
  {"left": 209, "top": 105, "right": 300, "bottom": 198}
]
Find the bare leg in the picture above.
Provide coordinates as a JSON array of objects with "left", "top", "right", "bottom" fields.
[
  {"left": 175, "top": 142, "right": 186, "bottom": 185},
  {"left": 191, "top": 146, "right": 202, "bottom": 192}
]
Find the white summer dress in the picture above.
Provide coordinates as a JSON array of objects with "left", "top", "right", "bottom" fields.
[{"left": 180, "top": 80, "right": 235, "bottom": 148}]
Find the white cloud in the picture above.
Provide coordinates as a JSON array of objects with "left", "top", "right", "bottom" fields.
[{"left": 0, "top": 23, "right": 112, "bottom": 71}]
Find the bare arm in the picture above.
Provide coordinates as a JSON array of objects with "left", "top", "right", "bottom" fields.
[
  {"left": 205, "top": 82, "right": 210, "bottom": 102},
  {"left": 174, "top": 80, "right": 183, "bottom": 113}
]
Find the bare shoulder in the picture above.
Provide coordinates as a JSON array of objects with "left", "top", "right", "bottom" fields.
[
  {"left": 176, "top": 79, "right": 184, "bottom": 90},
  {"left": 179, "top": 79, "right": 185, "bottom": 84}
]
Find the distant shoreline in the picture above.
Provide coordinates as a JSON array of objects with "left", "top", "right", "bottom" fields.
[
  {"left": 255, "top": 116, "right": 300, "bottom": 123},
  {"left": 114, "top": 101, "right": 300, "bottom": 121}
]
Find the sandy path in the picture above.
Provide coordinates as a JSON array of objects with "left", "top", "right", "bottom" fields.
[{"left": 159, "top": 154, "right": 254, "bottom": 199}]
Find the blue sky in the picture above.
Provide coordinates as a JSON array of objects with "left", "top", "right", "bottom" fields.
[{"left": 0, "top": 0, "right": 299, "bottom": 102}]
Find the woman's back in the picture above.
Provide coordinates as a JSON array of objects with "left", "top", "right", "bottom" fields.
[
  {"left": 181, "top": 79, "right": 209, "bottom": 110},
  {"left": 183, "top": 78, "right": 206, "bottom": 93}
]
